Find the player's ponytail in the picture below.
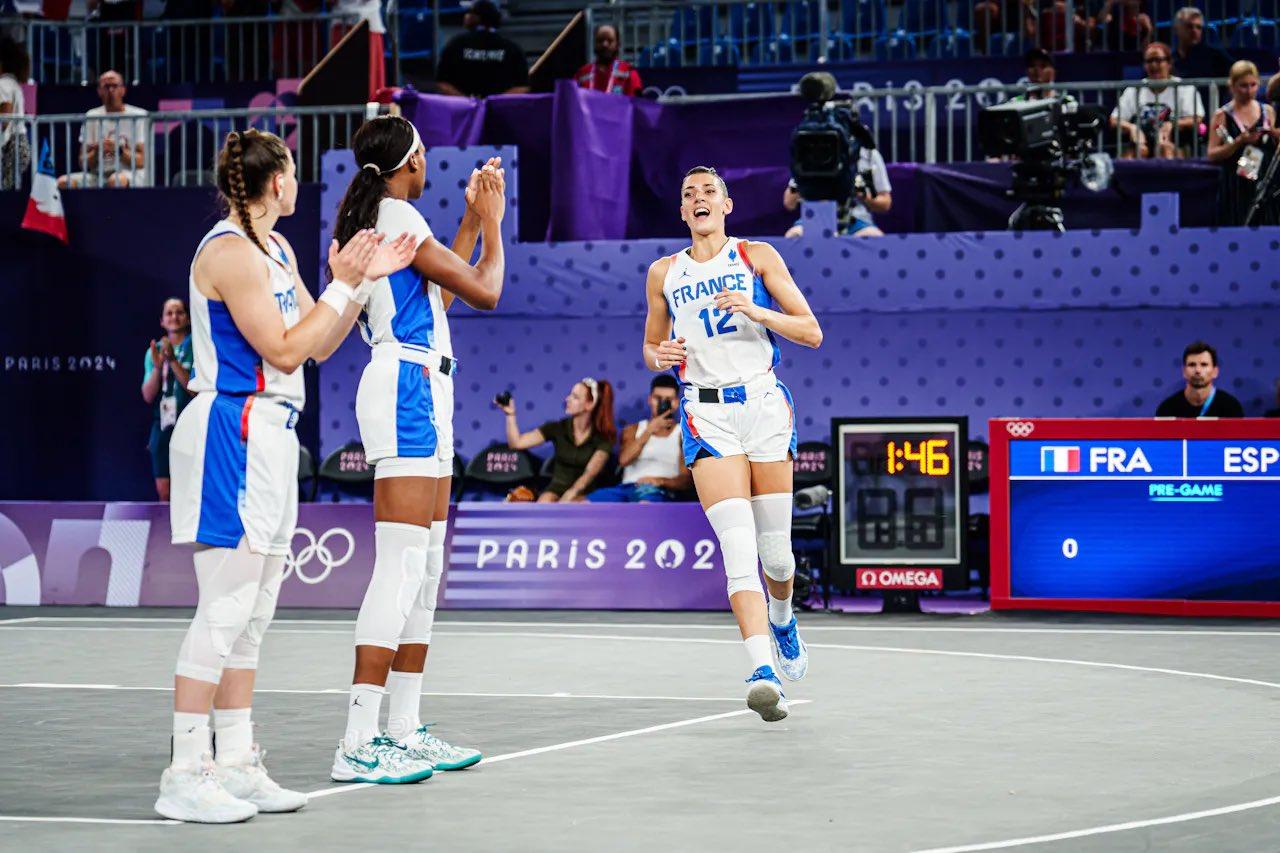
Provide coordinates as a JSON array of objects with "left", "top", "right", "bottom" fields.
[
  {"left": 334, "top": 116, "right": 420, "bottom": 250},
  {"left": 216, "top": 128, "right": 290, "bottom": 258},
  {"left": 587, "top": 379, "right": 617, "bottom": 445}
]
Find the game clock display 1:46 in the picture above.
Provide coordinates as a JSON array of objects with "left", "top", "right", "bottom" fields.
[{"left": 831, "top": 418, "right": 969, "bottom": 592}]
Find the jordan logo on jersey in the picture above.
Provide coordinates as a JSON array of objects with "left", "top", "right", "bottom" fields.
[{"left": 669, "top": 272, "right": 748, "bottom": 310}]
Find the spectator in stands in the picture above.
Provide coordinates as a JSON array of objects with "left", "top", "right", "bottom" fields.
[
  {"left": 89, "top": 0, "right": 142, "bottom": 77},
  {"left": 1091, "top": 0, "right": 1152, "bottom": 52},
  {"left": 141, "top": 298, "right": 194, "bottom": 500},
  {"left": 1155, "top": 341, "right": 1244, "bottom": 417},
  {"left": 1015, "top": 47, "right": 1070, "bottom": 101},
  {"left": 783, "top": 148, "right": 892, "bottom": 238},
  {"left": 0, "top": 39, "right": 29, "bottom": 191},
  {"left": 972, "top": 0, "right": 1034, "bottom": 55},
  {"left": 436, "top": 0, "right": 529, "bottom": 98},
  {"left": 1208, "top": 60, "right": 1280, "bottom": 226},
  {"left": 58, "top": 70, "right": 149, "bottom": 188},
  {"left": 1172, "top": 7, "right": 1232, "bottom": 81},
  {"left": 588, "top": 376, "right": 691, "bottom": 503},
  {"left": 497, "top": 378, "right": 617, "bottom": 502},
  {"left": 331, "top": 0, "right": 386, "bottom": 98},
  {"left": 574, "top": 24, "right": 642, "bottom": 96},
  {"left": 1110, "top": 43, "right": 1205, "bottom": 159}
]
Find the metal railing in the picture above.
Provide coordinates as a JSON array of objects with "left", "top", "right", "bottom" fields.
[
  {"left": 587, "top": 0, "right": 1280, "bottom": 67},
  {"left": 5, "top": 12, "right": 348, "bottom": 85},
  {"left": 1, "top": 104, "right": 365, "bottom": 191}
]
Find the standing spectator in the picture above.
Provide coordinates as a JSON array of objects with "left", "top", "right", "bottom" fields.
[
  {"left": 0, "top": 39, "right": 29, "bottom": 191},
  {"left": 496, "top": 378, "right": 616, "bottom": 502},
  {"left": 330, "top": 0, "right": 386, "bottom": 98},
  {"left": 1110, "top": 43, "right": 1205, "bottom": 159},
  {"left": 1155, "top": 341, "right": 1244, "bottom": 418},
  {"left": 574, "top": 24, "right": 642, "bottom": 96},
  {"left": 1172, "top": 7, "right": 1232, "bottom": 81},
  {"left": 59, "top": 70, "right": 149, "bottom": 188},
  {"left": 436, "top": 0, "right": 529, "bottom": 98},
  {"left": 589, "top": 376, "right": 691, "bottom": 503},
  {"left": 1091, "top": 0, "right": 1152, "bottom": 52},
  {"left": 1208, "top": 60, "right": 1280, "bottom": 226},
  {"left": 141, "top": 298, "right": 194, "bottom": 501}
]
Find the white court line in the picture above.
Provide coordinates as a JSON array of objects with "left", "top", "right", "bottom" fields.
[
  {"left": 911, "top": 793, "right": 1280, "bottom": 853},
  {"left": 0, "top": 683, "right": 743, "bottom": 703},
  {"left": 0, "top": 816, "right": 180, "bottom": 826},
  {"left": 305, "top": 701, "right": 812, "bottom": 801},
  {"left": 5, "top": 617, "right": 1280, "bottom": 638}
]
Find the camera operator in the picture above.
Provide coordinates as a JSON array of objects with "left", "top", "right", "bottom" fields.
[
  {"left": 588, "top": 376, "right": 691, "bottom": 503},
  {"left": 1110, "top": 42, "right": 1205, "bottom": 159},
  {"left": 783, "top": 152, "right": 892, "bottom": 239}
]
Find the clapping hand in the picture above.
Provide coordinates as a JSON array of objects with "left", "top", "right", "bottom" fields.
[{"left": 366, "top": 232, "right": 417, "bottom": 280}]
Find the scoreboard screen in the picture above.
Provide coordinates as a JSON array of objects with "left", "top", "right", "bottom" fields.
[
  {"left": 990, "top": 418, "right": 1280, "bottom": 617},
  {"left": 832, "top": 418, "right": 969, "bottom": 591}
]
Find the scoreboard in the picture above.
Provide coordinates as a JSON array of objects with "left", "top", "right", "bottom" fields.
[{"left": 990, "top": 418, "right": 1280, "bottom": 617}]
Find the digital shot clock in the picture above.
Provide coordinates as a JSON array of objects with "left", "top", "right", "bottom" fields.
[{"left": 831, "top": 417, "right": 969, "bottom": 592}]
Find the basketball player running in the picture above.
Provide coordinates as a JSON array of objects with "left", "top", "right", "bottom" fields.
[
  {"left": 329, "top": 116, "right": 507, "bottom": 783},
  {"left": 643, "top": 166, "right": 822, "bottom": 722},
  {"left": 160, "top": 129, "right": 414, "bottom": 822}
]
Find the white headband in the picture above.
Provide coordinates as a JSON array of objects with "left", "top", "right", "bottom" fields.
[
  {"left": 361, "top": 122, "right": 422, "bottom": 177},
  {"left": 581, "top": 377, "right": 599, "bottom": 397}
]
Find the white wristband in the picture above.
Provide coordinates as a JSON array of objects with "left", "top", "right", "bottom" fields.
[{"left": 318, "top": 280, "right": 356, "bottom": 315}]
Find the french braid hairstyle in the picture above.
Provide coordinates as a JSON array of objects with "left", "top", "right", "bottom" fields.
[{"left": 215, "top": 129, "right": 291, "bottom": 258}]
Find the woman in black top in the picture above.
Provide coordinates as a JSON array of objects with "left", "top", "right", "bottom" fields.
[
  {"left": 498, "top": 378, "right": 617, "bottom": 502},
  {"left": 1209, "top": 60, "right": 1280, "bottom": 226}
]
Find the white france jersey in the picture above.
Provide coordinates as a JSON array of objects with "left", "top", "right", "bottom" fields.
[
  {"left": 187, "top": 220, "right": 305, "bottom": 408},
  {"left": 663, "top": 237, "right": 780, "bottom": 389},
  {"left": 359, "top": 197, "right": 451, "bottom": 357}
]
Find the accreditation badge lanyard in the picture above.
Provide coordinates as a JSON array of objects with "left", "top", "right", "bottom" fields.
[
  {"left": 1198, "top": 388, "right": 1217, "bottom": 417},
  {"left": 158, "top": 359, "right": 178, "bottom": 430},
  {"left": 593, "top": 60, "right": 623, "bottom": 92}
]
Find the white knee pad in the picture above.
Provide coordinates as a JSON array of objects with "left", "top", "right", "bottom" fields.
[
  {"left": 401, "top": 520, "right": 447, "bottom": 645},
  {"left": 354, "top": 522, "right": 429, "bottom": 650},
  {"left": 176, "top": 541, "right": 266, "bottom": 684},
  {"left": 752, "top": 493, "right": 795, "bottom": 583},
  {"left": 705, "top": 498, "right": 763, "bottom": 599},
  {"left": 225, "top": 555, "right": 286, "bottom": 670}
]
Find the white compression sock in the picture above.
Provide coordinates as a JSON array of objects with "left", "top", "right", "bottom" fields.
[
  {"left": 769, "top": 594, "right": 793, "bottom": 627},
  {"left": 345, "top": 684, "right": 385, "bottom": 746},
  {"left": 386, "top": 671, "right": 424, "bottom": 740},
  {"left": 743, "top": 635, "right": 773, "bottom": 672},
  {"left": 212, "top": 707, "right": 253, "bottom": 766},
  {"left": 172, "top": 711, "right": 210, "bottom": 770}
]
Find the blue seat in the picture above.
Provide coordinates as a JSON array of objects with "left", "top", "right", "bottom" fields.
[
  {"left": 726, "top": 2, "right": 778, "bottom": 65},
  {"left": 671, "top": 5, "right": 721, "bottom": 65},
  {"left": 898, "top": 0, "right": 946, "bottom": 38},
  {"left": 777, "top": 0, "right": 822, "bottom": 63},
  {"left": 936, "top": 29, "right": 973, "bottom": 58},
  {"left": 398, "top": 10, "right": 436, "bottom": 60},
  {"left": 1230, "top": 20, "right": 1277, "bottom": 48},
  {"left": 874, "top": 31, "right": 917, "bottom": 60},
  {"left": 831, "top": 0, "right": 887, "bottom": 59}
]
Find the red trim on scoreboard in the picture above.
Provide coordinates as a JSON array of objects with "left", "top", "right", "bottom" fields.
[{"left": 856, "top": 568, "right": 943, "bottom": 590}]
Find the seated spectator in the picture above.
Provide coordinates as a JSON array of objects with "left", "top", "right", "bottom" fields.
[
  {"left": 1110, "top": 43, "right": 1204, "bottom": 159},
  {"left": 1032, "top": 2, "right": 1089, "bottom": 52},
  {"left": 436, "top": 1, "right": 529, "bottom": 98},
  {"left": 497, "top": 378, "right": 616, "bottom": 502},
  {"left": 1208, "top": 60, "right": 1279, "bottom": 226},
  {"left": 141, "top": 298, "right": 193, "bottom": 500},
  {"left": 574, "top": 24, "right": 642, "bottom": 96},
  {"left": 972, "top": 0, "right": 1035, "bottom": 55},
  {"left": 0, "top": 39, "right": 30, "bottom": 191},
  {"left": 1091, "top": 0, "right": 1152, "bottom": 52},
  {"left": 1155, "top": 340, "right": 1244, "bottom": 417},
  {"left": 59, "top": 70, "right": 149, "bottom": 188},
  {"left": 1172, "top": 7, "right": 1232, "bottom": 81},
  {"left": 589, "top": 376, "right": 691, "bottom": 503},
  {"left": 784, "top": 146, "right": 892, "bottom": 238},
  {"left": 1014, "top": 47, "right": 1071, "bottom": 101}
]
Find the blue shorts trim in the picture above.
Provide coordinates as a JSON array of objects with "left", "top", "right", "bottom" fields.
[
  {"left": 394, "top": 361, "right": 438, "bottom": 458},
  {"left": 195, "top": 394, "right": 248, "bottom": 548},
  {"left": 776, "top": 380, "right": 799, "bottom": 459},
  {"left": 678, "top": 396, "right": 721, "bottom": 467}
]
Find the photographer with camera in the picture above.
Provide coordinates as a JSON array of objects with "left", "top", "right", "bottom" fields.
[
  {"left": 1110, "top": 43, "right": 1205, "bottom": 159},
  {"left": 587, "top": 375, "right": 691, "bottom": 503},
  {"left": 495, "top": 378, "right": 616, "bottom": 502},
  {"left": 786, "top": 72, "right": 891, "bottom": 238}
]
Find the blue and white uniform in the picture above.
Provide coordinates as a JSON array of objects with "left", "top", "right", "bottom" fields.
[
  {"left": 664, "top": 237, "right": 797, "bottom": 466},
  {"left": 355, "top": 197, "right": 455, "bottom": 478},
  {"left": 170, "top": 221, "right": 302, "bottom": 556}
]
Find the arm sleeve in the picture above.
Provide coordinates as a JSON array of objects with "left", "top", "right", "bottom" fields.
[
  {"left": 1113, "top": 88, "right": 1134, "bottom": 122},
  {"left": 594, "top": 434, "right": 615, "bottom": 454},
  {"left": 870, "top": 150, "right": 892, "bottom": 193},
  {"left": 537, "top": 419, "right": 563, "bottom": 443},
  {"left": 626, "top": 68, "right": 643, "bottom": 96},
  {"left": 143, "top": 347, "right": 155, "bottom": 382},
  {"left": 1190, "top": 87, "right": 1206, "bottom": 118},
  {"left": 1220, "top": 394, "right": 1246, "bottom": 417},
  {"left": 377, "top": 198, "right": 433, "bottom": 248}
]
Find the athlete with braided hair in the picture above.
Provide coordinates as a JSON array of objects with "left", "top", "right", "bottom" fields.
[{"left": 158, "top": 129, "right": 415, "bottom": 823}]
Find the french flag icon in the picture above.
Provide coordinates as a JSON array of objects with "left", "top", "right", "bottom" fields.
[{"left": 1041, "top": 446, "right": 1081, "bottom": 473}]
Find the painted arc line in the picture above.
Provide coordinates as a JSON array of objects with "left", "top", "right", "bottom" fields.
[
  {"left": 0, "top": 816, "right": 181, "bottom": 826},
  {"left": 0, "top": 683, "right": 745, "bottom": 702},
  {"left": 305, "top": 701, "right": 813, "bottom": 801}
]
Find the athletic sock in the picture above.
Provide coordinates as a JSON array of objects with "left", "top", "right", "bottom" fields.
[
  {"left": 768, "top": 594, "right": 793, "bottom": 627},
  {"left": 743, "top": 634, "right": 773, "bottom": 672},
  {"left": 212, "top": 707, "right": 253, "bottom": 766},
  {"left": 386, "top": 671, "right": 424, "bottom": 740},
  {"left": 172, "top": 711, "right": 210, "bottom": 770},
  {"left": 344, "top": 684, "right": 385, "bottom": 747}
]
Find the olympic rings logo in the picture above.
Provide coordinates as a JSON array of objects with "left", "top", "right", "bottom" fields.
[
  {"left": 1005, "top": 421, "right": 1036, "bottom": 437},
  {"left": 284, "top": 527, "right": 355, "bottom": 585}
]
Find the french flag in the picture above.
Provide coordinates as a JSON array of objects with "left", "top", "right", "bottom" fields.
[
  {"left": 21, "top": 140, "right": 68, "bottom": 245},
  {"left": 1040, "top": 446, "right": 1081, "bottom": 473}
]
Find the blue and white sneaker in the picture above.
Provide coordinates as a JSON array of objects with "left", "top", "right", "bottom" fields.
[
  {"left": 401, "top": 724, "right": 483, "bottom": 771},
  {"left": 768, "top": 616, "right": 809, "bottom": 682},
  {"left": 330, "top": 735, "right": 434, "bottom": 784},
  {"left": 745, "top": 665, "right": 789, "bottom": 722}
]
